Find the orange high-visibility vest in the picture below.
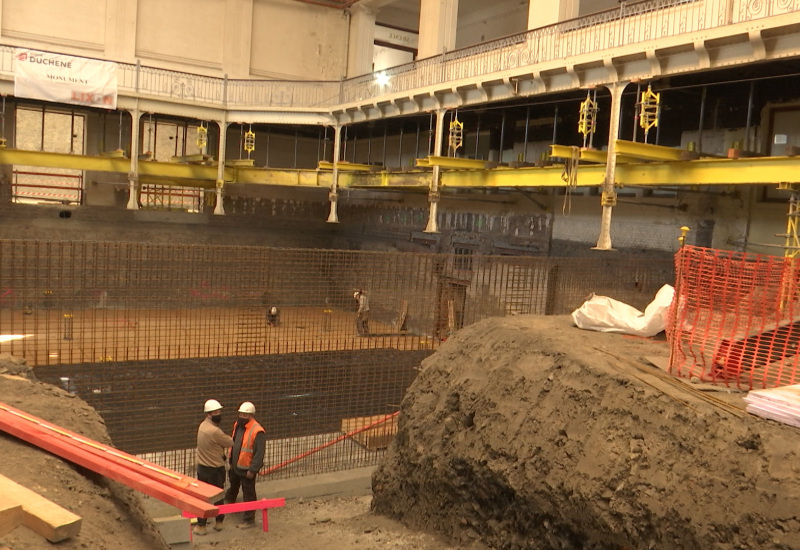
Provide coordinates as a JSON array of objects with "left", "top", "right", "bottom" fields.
[{"left": 231, "top": 419, "right": 265, "bottom": 469}]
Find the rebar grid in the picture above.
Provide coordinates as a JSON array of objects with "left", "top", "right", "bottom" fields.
[{"left": 2, "top": 240, "right": 673, "bottom": 479}]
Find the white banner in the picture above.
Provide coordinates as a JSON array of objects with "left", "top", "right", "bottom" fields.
[
  {"left": 374, "top": 25, "right": 418, "bottom": 50},
  {"left": 14, "top": 49, "right": 118, "bottom": 110}
]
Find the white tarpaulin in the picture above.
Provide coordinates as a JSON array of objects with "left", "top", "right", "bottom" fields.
[
  {"left": 745, "top": 385, "right": 800, "bottom": 428},
  {"left": 14, "top": 49, "right": 118, "bottom": 110},
  {"left": 571, "top": 284, "right": 675, "bottom": 337}
]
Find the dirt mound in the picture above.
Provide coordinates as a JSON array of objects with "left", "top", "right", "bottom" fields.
[
  {"left": 372, "top": 315, "right": 800, "bottom": 550},
  {"left": 0, "top": 355, "right": 168, "bottom": 550}
]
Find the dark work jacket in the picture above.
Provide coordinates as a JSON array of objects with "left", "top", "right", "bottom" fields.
[{"left": 229, "top": 419, "right": 266, "bottom": 476}]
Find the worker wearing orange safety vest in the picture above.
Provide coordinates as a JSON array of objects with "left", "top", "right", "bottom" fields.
[{"left": 224, "top": 401, "right": 266, "bottom": 529}]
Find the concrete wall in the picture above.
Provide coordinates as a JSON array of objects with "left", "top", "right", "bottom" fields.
[
  {"left": 456, "top": 1, "right": 528, "bottom": 49},
  {"left": 0, "top": 0, "right": 349, "bottom": 80}
]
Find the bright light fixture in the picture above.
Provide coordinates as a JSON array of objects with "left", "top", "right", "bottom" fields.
[
  {"left": 375, "top": 72, "right": 390, "bottom": 86},
  {"left": 0, "top": 334, "right": 32, "bottom": 343}
]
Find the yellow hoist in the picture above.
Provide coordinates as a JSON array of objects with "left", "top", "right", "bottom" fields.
[
  {"left": 449, "top": 114, "right": 463, "bottom": 156},
  {"left": 638, "top": 84, "right": 661, "bottom": 143},
  {"left": 196, "top": 122, "right": 208, "bottom": 153},
  {"left": 244, "top": 125, "right": 255, "bottom": 159},
  {"left": 578, "top": 90, "right": 598, "bottom": 148}
]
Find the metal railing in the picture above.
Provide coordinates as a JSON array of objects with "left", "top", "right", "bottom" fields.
[
  {"left": 0, "top": 0, "right": 795, "bottom": 113},
  {"left": 11, "top": 169, "right": 82, "bottom": 205}
]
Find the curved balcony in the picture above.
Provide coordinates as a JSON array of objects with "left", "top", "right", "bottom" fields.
[{"left": 0, "top": 0, "right": 796, "bottom": 120}]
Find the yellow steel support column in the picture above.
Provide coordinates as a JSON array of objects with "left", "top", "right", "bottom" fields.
[
  {"left": 779, "top": 188, "right": 800, "bottom": 309},
  {"left": 595, "top": 82, "right": 627, "bottom": 250},
  {"left": 126, "top": 107, "right": 140, "bottom": 210},
  {"left": 784, "top": 191, "right": 800, "bottom": 258},
  {"left": 214, "top": 119, "right": 228, "bottom": 216},
  {"left": 327, "top": 125, "right": 343, "bottom": 224},
  {"left": 424, "top": 109, "right": 447, "bottom": 234}
]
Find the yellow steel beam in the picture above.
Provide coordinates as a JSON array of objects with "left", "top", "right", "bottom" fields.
[
  {"left": 346, "top": 170, "right": 431, "bottom": 189},
  {"left": 613, "top": 140, "right": 684, "bottom": 162},
  {"left": 0, "top": 148, "right": 219, "bottom": 182},
  {"left": 549, "top": 145, "right": 609, "bottom": 164},
  {"left": 615, "top": 156, "right": 800, "bottom": 186},
  {"left": 0, "top": 148, "right": 130, "bottom": 172},
  {"left": 440, "top": 165, "right": 604, "bottom": 188},
  {"left": 232, "top": 166, "right": 330, "bottom": 187},
  {"left": 7, "top": 147, "right": 800, "bottom": 191},
  {"left": 317, "top": 161, "right": 379, "bottom": 172},
  {"left": 417, "top": 156, "right": 490, "bottom": 169}
]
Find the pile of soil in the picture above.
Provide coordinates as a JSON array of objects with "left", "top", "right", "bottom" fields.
[
  {"left": 373, "top": 315, "right": 800, "bottom": 550},
  {"left": 6, "top": 314, "right": 800, "bottom": 550},
  {"left": 0, "top": 355, "right": 168, "bottom": 550}
]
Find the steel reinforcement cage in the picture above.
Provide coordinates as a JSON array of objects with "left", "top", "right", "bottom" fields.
[{"left": 0, "top": 240, "right": 674, "bottom": 480}]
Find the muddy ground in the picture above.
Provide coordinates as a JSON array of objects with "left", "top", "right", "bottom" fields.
[
  {"left": 3, "top": 315, "right": 800, "bottom": 549},
  {"left": 374, "top": 315, "right": 800, "bottom": 550}
]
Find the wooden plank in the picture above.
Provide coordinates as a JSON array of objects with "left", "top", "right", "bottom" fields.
[
  {"left": 0, "top": 500, "right": 23, "bottom": 538},
  {"left": 341, "top": 414, "right": 398, "bottom": 450},
  {"left": 0, "top": 405, "right": 219, "bottom": 518},
  {"left": 0, "top": 475, "right": 80, "bottom": 542}
]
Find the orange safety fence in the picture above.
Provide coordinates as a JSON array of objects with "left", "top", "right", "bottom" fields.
[{"left": 666, "top": 245, "right": 800, "bottom": 390}]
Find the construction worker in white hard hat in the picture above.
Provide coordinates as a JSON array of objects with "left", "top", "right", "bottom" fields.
[
  {"left": 354, "top": 289, "right": 370, "bottom": 337},
  {"left": 224, "top": 401, "right": 266, "bottom": 529},
  {"left": 194, "top": 399, "right": 234, "bottom": 536}
]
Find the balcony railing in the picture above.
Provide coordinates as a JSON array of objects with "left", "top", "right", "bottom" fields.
[{"left": 0, "top": 0, "right": 796, "bottom": 112}]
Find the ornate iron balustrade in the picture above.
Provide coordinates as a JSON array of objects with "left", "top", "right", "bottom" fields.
[{"left": 0, "top": 0, "right": 794, "bottom": 112}]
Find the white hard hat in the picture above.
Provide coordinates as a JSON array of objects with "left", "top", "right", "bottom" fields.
[
  {"left": 353, "top": 291, "right": 360, "bottom": 298},
  {"left": 270, "top": 306, "right": 278, "bottom": 315},
  {"left": 238, "top": 401, "right": 256, "bottom": 414},
  {"left": 203, "top": 399, "right": 223, "bottom": 413}
]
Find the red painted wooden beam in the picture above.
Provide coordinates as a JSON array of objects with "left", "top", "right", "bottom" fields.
[
  {"left": 0, "top": 402, "right": 221, "bottom": 502},
  {"left": 183, "top": 498, "right": 286, "bottom": 533},
  {"left": 0, "top": 402, "right": 219, "bottom": 518}
]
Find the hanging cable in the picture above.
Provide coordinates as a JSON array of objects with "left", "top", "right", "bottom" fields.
[
  {"left": 146, "top": 113, "right": 154, "bottom": 157},
  {"left": 0, "top": 96, "right": 6, "bottom": 148},
  {"left": 561, "top": 146, "right": 581, "bottom": 216},
  {"left": 117, "top": 111, "right": 123, "bottom": 152}
]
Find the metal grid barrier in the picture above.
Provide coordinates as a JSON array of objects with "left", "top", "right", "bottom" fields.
[
  {"left": 0, "top": 240, "right": 673, "bottom": 479},
  {"left": 667, "top": 245, "right": 800, "bottom": 389}
]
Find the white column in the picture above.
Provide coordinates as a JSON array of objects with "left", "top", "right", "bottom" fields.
[
  {"left": 424, "top": 109, "right": 447, "bottom": 234},
  {"left": 214, "top": 120, "right": 229, "bottom": 216},
  {"left": 346, "top": 5, "right": 377, "bottom": 78},
  {"left": 527, "top": 0, "right": 578, "bottom": 30},
  {"left": 105, "top": 0, "right": 138, "bottom": 61},
  {"left": 327, "top": 125, "right": 343, "bottom": 223},
  {"left": 594, "top": 82, "right": 627, "bottom": 250},
  {"left": 418, "top": 0, "right": 459, "bottom": 59},
  {"left": 223, "top": 0, "right": 254, "bottom": 79},
  {"left": 126, "top": 107, "right": 140, "bottom": 210}
]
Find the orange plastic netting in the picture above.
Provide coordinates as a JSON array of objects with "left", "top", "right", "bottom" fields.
[{"left": 667, "top": 246, "right": 800, "bottom": 390}]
